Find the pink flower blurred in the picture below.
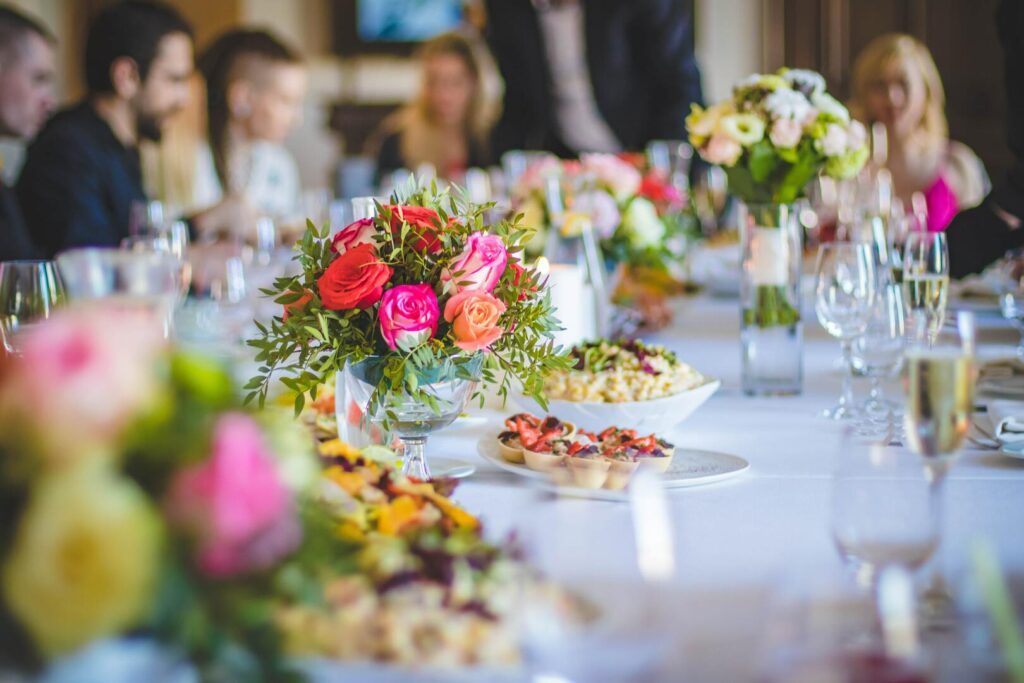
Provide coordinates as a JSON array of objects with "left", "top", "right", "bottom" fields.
[
  {"left": 572, "top": 190, "right": 621, "bottom": 239},
  {"left": 0, "top": 308, "right": 165, "bottom": 462},
  {"left": 378, "top": 283, "right": 440, "bottom": 352},
  {"left": 513, "top": 156, "right": 562, "bottom": 197},
  {"left": 769, "top": 118, "right": 803, "bottom": 149},
  {"left": 703, "top": 134, "right": 742, "bottom": 166},
  {"left": 580, "top": 153, "right": 642, "bottom": 200},
  {"left": 330, "top": 218, "right": 377, "bottom": 255},
  {"left": 164, "top": 413, "right": 300, "bottom": 577},
  {"left": 441, "top": 232, "right": 508, "bottom": 294}
]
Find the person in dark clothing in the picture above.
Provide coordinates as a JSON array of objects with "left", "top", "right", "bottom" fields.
[
  {"left": 16, "top": 2, "right": 242, "bottom": 256},
  {"left": 484, "top": 0, "right": 703, "bottom": 157},
  {"left": 947, "top": 1, "right": 1024, "bottom": 278},
  {"left": 0, "top": 6, "right": 56, "bottom": 262}
]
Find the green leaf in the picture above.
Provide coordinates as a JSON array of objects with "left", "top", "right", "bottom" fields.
[{"left": 748, "top": 140, "right": 778, "bottom": 183}]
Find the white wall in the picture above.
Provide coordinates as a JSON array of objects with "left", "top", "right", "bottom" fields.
[{"left": 695, "top": 0, "right": 766, "bottom": 103}]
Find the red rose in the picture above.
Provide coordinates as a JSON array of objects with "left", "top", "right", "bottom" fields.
[
  {"left": 386, "top": 205, "right": 445, "bottom": 254},
  {"left": 317, "top": 243, "right": 392, "bottom": 310},
  {"left": 639, "top": 172, "right": 683, "bottom": 208},
  {"left": 282, "top": 289, "right": 313, "bottom": 321}
]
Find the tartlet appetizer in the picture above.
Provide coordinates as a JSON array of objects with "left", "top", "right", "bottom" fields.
[{"left": 566, "top": 448, "right": 610, "bottom": 489}]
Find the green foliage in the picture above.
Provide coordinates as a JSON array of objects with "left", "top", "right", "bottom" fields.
[
  {"left": 246, "top": 183, "right": 572, "bottom": 426},
  {"left": 742, "top": 285, "right": 801, "bottom": 328}
]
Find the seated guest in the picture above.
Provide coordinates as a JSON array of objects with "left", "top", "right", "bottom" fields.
[
  {"left": 485, "top": 0, "right": 703, "bottom": 157},
  {"left": 0, "top": 5, "right": 55, "bottom": 261},
  {"left": 196, "top": 29, "right": 306, "bottom": 226},
  {"left": 371, "top": 32, "right": 490, "bottom": 181},
  {"left": 849, "top": 33, "right": 988, "bottom": 231},
  {"left": 16, "top": 1, "right": 242, "bottom": 256}
]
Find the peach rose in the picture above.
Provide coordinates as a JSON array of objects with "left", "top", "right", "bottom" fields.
[{"left": 443, "top": 290, "right": 507, "bottom": 352}]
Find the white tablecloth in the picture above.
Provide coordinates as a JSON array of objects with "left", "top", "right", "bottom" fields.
[{"left": 425, "top": 295, "right": 1024, "bottom": 681}]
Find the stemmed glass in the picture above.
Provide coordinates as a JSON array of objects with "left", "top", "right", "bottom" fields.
[
  {"left": 997, "top": 249, "right": 1024, "bottom": 354},
  {"left": 903, "top": 310, "right": 976, "bottom": 622},
  {"left": 851, "top": 276, "right": 905, "bottom": 428},
  {"left": 815, "top": 242, "right": 877, "bottom": 419},
  {"left": 902, "top": 230, "right": 949, "bottom": 346},
  {"left": 832, "top": 428, "right": 940, "bottom": 592},
  {"left": 0, "top": 260, "right": 65, "bottom": 355}
]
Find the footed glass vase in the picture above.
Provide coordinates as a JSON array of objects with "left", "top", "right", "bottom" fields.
[
  {"left": 335, "top": 355, "right": 481, "bottom": 479},
  {"left": 738, "top": 201, "right": 803, "bottom": 395}
]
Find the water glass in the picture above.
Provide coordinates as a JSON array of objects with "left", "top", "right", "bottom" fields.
[
  {"left": 129, "top": 199, "right": 167, "bottom": 237},
  {"left": 832, "top": 430, "right": 940, "bottom": 590},
  {"left": 902, "top": 230, "right": 949, "bottom": 345},
  {"left": 851, "top": 278, "right": 905, "bottom": 424},
  {"left": 0, "top": 260, "right": 65, "bottom": 354},
  {"left": 815, "top": 242, "right": 877, "bottom": 419},
  {"left": 179, "top": 251, "right": 253, "bottom": 349}
]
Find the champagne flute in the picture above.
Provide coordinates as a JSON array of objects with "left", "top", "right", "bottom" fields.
[
  {"left": 851, "top": 277, "right": 905, "bottom": 429},
  {"left": 903, "top": 310, "right": 976, "bottom": 624},
  {"left": 815, "top": 242, "right": 877, "bottom": 419},
  {"left": 0, "top": 260, "right": 65, "bottom": 355},
  {"left": 902, "top": 230, "right": 949, "bottom": 346}
]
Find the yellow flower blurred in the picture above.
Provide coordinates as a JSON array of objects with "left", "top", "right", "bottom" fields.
[
  {"left": 2, "top": 460, "right": 162, "bottom": 655},
  {"left": 559, "top": 211, "right": 593, "bottom": 238}
]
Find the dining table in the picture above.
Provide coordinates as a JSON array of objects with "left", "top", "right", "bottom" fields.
[{"left": 408, "top": 292, "right": 1024, "bottom": 683}]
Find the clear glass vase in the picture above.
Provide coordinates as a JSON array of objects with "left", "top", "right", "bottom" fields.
[
  {"left": 738, "top": 201, "right": 803, "bottom": 395},
  {"left": 335, "top": 355, "right": 482, "bottom": 479}
]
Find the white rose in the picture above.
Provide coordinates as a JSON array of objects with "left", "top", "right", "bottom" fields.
[
  {"left": 783, "top": 69, "right": 826, "bottom": 98},
  {"left": 623, "top": 198, "right": 665, "bottom": 248},
  {"left": 847, "top": 119, "right": 868, "bottom": 151},
  {"left": 816, "top": 123, "right": 848, "bottom": 157},
  {"left": 765, "top": 88, "right": 812, "bottom": 121},
  {"left": 811, "top": 92, "right": 850, "bottom": 124}
]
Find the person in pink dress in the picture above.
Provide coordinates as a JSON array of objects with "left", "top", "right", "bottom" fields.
[{"left": 849, "top": 33, "right": 988, "bottom": 231}]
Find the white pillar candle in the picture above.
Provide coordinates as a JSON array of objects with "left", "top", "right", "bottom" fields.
[{"left": 539, "top": 259, "right": 597, "bottom": 347}]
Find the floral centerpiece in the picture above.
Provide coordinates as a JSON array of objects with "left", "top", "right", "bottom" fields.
[
  {"left": 685, "top": 68, "right": 869, "bottom": 394},
  {"left": 513, "top": 153, "right": 694, "bottom": 271},
  {"left": 247, "top": 183, "right": 570, "bottom": 478}
]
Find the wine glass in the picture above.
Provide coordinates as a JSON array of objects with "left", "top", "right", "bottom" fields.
[
  {"left": 832, "top": 429, "right": 940, "bottom": 592},
  {"left": 178, "top": 251, "right": 253, "bottom": 349},
  {"left": 997, "top": 249, "right": 1024, "bottom": 354},
  {"left": 0, "top": 260, "right": 65, "bottom": 355},
  {"left": 902, "top": 230, "right": 949, "bottom": 346},
  {"left": 693, "top": 165, "right": 728, "bottom": 234},
  {"left": 851, "top": 276, "right": 905, "bottom": 428},
  {"left": 815, "top": 242, "right": 877, "bottom": 419},
  {"left": 129, "top": 199, "right": 167, "bottom": 237},
  {"left": 903, "top": 310, "right": 976, "bottom": 623}
]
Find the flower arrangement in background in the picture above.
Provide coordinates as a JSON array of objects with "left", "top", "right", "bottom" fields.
[
  {"left": 248, "top": 182, "right": 570, "bottom": 420},
  {"left": 510, "top": 153, "right": 696, "bottom": 271},
  {"left": 686, "top": 68, "right": 868, "bottom": 204}
]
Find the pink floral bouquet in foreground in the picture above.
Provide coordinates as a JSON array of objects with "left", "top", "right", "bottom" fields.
[
  {"left": 0, "top": 308, "right": 319, "bottom": 679},
  {"left": 247, "top": 183, "right": 571, "bottom": 421}
]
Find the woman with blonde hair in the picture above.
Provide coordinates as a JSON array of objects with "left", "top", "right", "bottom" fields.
[
  {"left": 372, "top": 32, "right": 490, "bottom": 181},
  {"left": 850, "top": 33, "right": 988, "bottom": 230}
]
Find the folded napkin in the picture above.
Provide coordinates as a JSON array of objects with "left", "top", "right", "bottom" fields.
[{"left": 988, "top": 400, "right": 1024, "bottom": 444}]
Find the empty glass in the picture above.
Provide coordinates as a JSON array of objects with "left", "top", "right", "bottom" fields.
[
  {"left": 178, "top": 252, "right": 253, "bottom": 349},
  {"left": 851, "top": 277, "right": 905, "bottom": 425},
  {"left": 56, "top": 248, "right": 181, "bottom": 336},
  {"left": 832, "top": 430, "right": 940, "bottom": 591},
  {"left": 0, "top": 260, "right": 65, "bottom": 355},
  {"left": 815, "top": 242, "right": 877, "bottom": 419},
  {"left": 902, "top": 230, "right": 948, "bottom": 346}
]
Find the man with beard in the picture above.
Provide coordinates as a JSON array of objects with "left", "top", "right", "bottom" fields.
[
  {"left": 0, "top": 6, "right": 55, "bottom": 261},
  {"left": 16, "top": 1, "right": 192, "bottom": 255}
]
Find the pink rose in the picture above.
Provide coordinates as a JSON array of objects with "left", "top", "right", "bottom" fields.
[
  {"left": 443, "top": 290, "right": 506, "bottom": 352},
  {"left": 378, "top": 284, "right": 440, "bottom": 352},
  {"left": 441, "top": 232, "right": 508, "bottom": 294},
  {"left": 0, "top": 308, "right": 165, "bottom": 462},
  {"left": 580, "top": 153, "right": 642, "bottom": 200},
  {"left": 164, "top": 413, "right": 300, "bottom": 577},
  {"left": 769, "top": 118, "right": 803, "bottom": 149},
  {"left": 702, "top": 133, "right": 742, "bottom": 166},
  {"left": 330, "top": 218, "right": 377, "bottom": 255}
]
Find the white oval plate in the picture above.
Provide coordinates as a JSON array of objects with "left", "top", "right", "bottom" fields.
[{"left": 476, "top": 436, "right": 748, "bottom": 501}]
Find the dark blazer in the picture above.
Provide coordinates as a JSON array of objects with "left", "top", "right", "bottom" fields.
[
  {"left": 0, "top": 182, "right": 40, "bottom": 262},
  {"left": 374, "top": 129, "right": 490, "bottom": 181},
  {"left": 948, "top": 0, "right": 1024, "bottom": 277},
  {"left": 485, "top": 0, "right": 703, "bottom": 156},
  {"left": 16, "top": 101, "right": 146, "bottom": 257}
]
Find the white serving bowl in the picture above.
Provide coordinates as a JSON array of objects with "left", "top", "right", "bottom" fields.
[{"left": 516, "top": 379, "right": 721, "bottom": 435}]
